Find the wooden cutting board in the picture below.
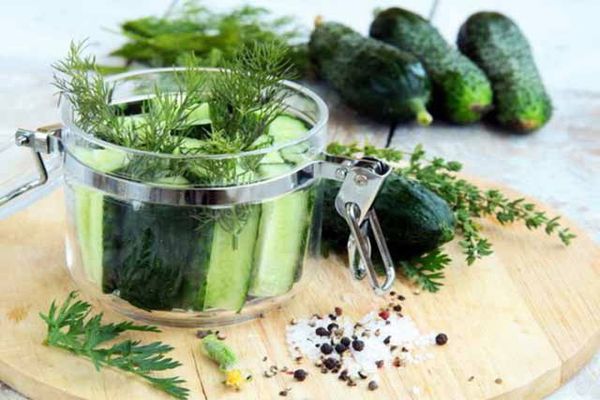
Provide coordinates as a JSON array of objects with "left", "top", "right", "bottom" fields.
[{"left": 0, "top": 186, "right": 598, "bottom": 400}]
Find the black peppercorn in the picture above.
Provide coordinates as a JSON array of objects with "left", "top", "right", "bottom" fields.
[
  {"left": 435, "top": 333, "right": 448, "bottom": 346},
  {"left": 320, "top": 343, "right": 333, "bottom": 355},
  {"left": 351, "top": 340, "right": 365, "bottom": 351},
  {"left": 393, "top": 305, "right": 402, "bottom": 312},
  {"left": 315, "top": 327, "right": 330, "bottom": 337},
  {"left": 368, "top": 380, "right": 379, "bottom": 391},
  {"left": 335, "top": 343, "right": 347, "bottom": 354},
  {"left": 340, "top": 337, "right": 351, "bottom": 347},
  {"left": 326, "top": 322, "right": 339, "bottom": 332},
  {"left": 323, "top": 357, "right": 337, "bottom": 370},
  {"left": 293, "top": 369, "right": 308, "bottom": 382}
]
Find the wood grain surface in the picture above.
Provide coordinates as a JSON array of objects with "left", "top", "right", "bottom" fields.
[{"left": 0, "top": 180, "right": 598, "bottom": 400}]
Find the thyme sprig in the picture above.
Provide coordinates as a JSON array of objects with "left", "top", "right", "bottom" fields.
[
  {"left": 40, "top": 292, "right": 189, "bottom": 399},
  {"left": 327, "top": 142, "right": 575, "bottom": 291}
]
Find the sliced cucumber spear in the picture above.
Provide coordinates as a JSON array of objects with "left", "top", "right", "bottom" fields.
[
  {"left": 200, "top": 207, "right": 261, "bottom": 311},
  {"left": 249, "top": 176, "right": 310, "bottom": 297},
  {"left": 73, "top": 149, "right": 128, "bottom": 287},
  {"left": 248, "top": 116, "right": 312, "bottom": 298}
]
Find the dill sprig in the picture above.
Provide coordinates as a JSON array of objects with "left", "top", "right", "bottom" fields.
[
  {"left": 40, "top": 291, "right": 189, "bottom": 399},
  {"left": 327, "top": 142, "right": 575, "bottom": 291},
  {"left": 53, "top": 41, "right": 136, "bottom": 147},
  {"left": 208, "top": 41, "right": 296, "bottom": 152}
]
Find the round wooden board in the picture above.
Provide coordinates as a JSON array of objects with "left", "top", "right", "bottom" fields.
[{"left": 0, "top": 186, "right": 598, "bottom": 400}]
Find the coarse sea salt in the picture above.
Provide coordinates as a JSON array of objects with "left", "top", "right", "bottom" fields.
[{"left": 286, "top": 309, "right": 437, "bottom": 378}]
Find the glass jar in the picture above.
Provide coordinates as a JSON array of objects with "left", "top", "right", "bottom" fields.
[{"left": 1, "top": 68, "right": 396, "bottom": 327}]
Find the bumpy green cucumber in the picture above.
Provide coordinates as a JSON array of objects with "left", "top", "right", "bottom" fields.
[
  {"left": 370, "top": 8, "right": 492, "bottom": 123},
  {"left": 309, "top": 21, "right": 432, "bottom": 124},
  {"left": 322, "top": 173, "right": 455, "bottom": 260},
  {"left": 457, "top": 12, "right": 552, "bottom": 132}
]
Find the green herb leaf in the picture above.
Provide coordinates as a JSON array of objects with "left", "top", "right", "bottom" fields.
[
  {"left": 110, "top": 2, "right": 307, "bottom": 76},
  {"left": 40, "top": 292, "right": 189, "bottom": 399}
]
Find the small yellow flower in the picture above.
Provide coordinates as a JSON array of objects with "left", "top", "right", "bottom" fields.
[{"left": 224, "top": 369, "right": 244, "bottom": 390}]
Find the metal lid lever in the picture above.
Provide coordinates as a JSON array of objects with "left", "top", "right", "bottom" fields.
[
  {"left": 321, "top": 154, "right": 396, "bottom": 294},
  {"left": 0, "top": 128, "right": 61, "bottom": 207}
]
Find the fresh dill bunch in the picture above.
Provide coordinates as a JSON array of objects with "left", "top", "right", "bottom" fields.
[
  {"left": 208, "top": 41, "right": 296, "bottom": 152},
  {"left": 39, "top": 291, "right": 189, "bottom": 399},
  {"left": 326, "top": 142, "right": 575, "bottom": 291}
]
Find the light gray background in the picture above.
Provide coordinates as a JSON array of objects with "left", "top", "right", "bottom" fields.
[{"left": 0, "top": 1, "right": 598, "bottom": 398}]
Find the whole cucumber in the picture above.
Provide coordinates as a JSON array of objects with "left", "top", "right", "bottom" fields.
[
  {"left": 370, "top": 8, "right": 492, "bottom": 124},
  {"left": 309, "top": 21, "right": 433, "bottom": 125},
  {"left": 457, "top": 12, "right": 552, "bottom": 132},
  {"left": 322, "top": 174, "right": 455, "bottom": 261}
]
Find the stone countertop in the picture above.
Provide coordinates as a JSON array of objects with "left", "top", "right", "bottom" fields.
[{"left": 0, "top": 0, "right": 598, "bottom": 399}]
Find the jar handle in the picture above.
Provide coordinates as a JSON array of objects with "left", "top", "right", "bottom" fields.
[
  {"left": 0, "top": 126, "right": 62, "bottom": 207},
  {"left": 320, "top": 154, "right": 396, "bottom": 294}
]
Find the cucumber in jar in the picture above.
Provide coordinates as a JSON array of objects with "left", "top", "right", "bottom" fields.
[
  {"left": 72, "top": 148, "right": 128, "bottom": 286},
  {"left": 247, "top": 116, "right": 312, "bottom": 298},
  {"left": 199, "top": 206, "right": 261, "bottom": 311}
]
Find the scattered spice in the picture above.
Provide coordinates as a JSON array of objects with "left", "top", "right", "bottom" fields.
[
  {"left": 196, "top": 330, "right": 212, "bottom": 339},
  {"left": 293, "top": 369, "right": 308, "bottom": 382},
  {"left": 279, "top": 388, "right": 291, "bottom": 397},
  {"left": 352, "top": 340, "right": 365, "bottom": 351},
  {"left": 398, "top": 295, "right": 406, "bottom": 301},
  {"left": 320, "top": 343, "right": 333, "bottom": 355},
  {"left": 338, "top": 370, "right": 349, "bottom": 381},
  {"left": 315, "top": 327, "right": 330, "bottom": 337},
  {"left": 323, "top": 357, "right": 337, "bottom": 370},
  {"left": 393, "top": 305, "right": 402, "bottom": 312},
  {"left": 286, "top": 306, "right": 440, "bottom": 390},
  {"left": 378, "top": 310, "right": 390, "bottom": 320},
  {"left": 335, "top": 343, "right": 347, "bottom": 354},
  {"left": 495, "top": 378, "right": 503, "bottom": 384},
  {"left": 334, "top": 306, "right": 343, "bottom": 316},
  {"left": 327, "top": 322, "right": 339, "bottom": 332},
  {"left": 390, "top": 291, "right": 396, "bottom": 296},
  {"left": 435, "top": 333, "right": 448, "bottom": 346},
  {"left": 368, "top": 380, "right": 379, "bottom": 391},
  {"left": 468, "top": 376, "right": 475, "bottom": 382}
]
